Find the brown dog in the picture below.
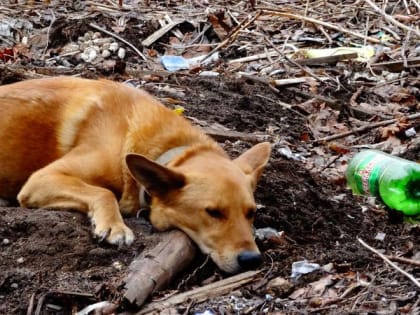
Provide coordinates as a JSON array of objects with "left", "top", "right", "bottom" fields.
[{"left": 0, "top": 77, "right": 271, "bottom": 273}]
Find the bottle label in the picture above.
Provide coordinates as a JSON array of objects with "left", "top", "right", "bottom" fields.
[{"left": 354, "top": 154, "right": 389, "bottom": 196}]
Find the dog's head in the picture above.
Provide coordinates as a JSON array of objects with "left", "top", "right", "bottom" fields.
[{"left": 126, "top": 142, "right": 271, "bottom": 273}]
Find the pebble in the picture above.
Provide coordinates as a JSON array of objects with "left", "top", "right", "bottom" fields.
[
  {"left": 10, "top": 283, "right": 18, "bottom": 289},
  {"left": 17, "top": 257, "right": 24, "bottom": 264},
  {"left": 92, "top": 31, "right": 101, "bottom": 39},
  {"left": 109, "top": 42, "right": 119, "bottom": 52},
  {"left": 83, "top": 32, "right": 93, "bottom": 41},
  {"left": 73, "top": 32, "right": 128, "bottom": 63},
  {"left": 117, "top": 47, "right": 126, "bottom": 59},
  {"left": 112, "top": 261, "right": 123, "bottom": 270},
  {"left": 2, "top": 238, "right": 10, "bottom": 245},
  {"left": 82, "top": 47, "right": 97, "bottom": 63},
  {"left": 102, "top": 49, "right": 111, "bottom": 58}
]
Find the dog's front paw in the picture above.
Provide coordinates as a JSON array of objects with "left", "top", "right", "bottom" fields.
[{"left": 93, "top": 221, "right": 135, "bottom": 246}]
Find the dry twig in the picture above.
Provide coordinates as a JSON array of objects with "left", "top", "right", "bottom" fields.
[
  {"left": 258, "top": 8, "right": 383, "bottom": 44},
  {"left": 136, "top": 270, "right": 261, "bottom": 314},
  {"left": 314, "top": 112, "right": 420, "bottom": 143},
  {"left": 362, "top": 0, "right": 420, "bottom": 37},
  {"left": 357, "top": 238, "right": 420, "bottom": 289}
]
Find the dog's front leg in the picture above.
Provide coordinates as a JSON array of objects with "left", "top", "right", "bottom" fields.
[{"left": 17, "top": 159, "right": 134, "bottom": 246}]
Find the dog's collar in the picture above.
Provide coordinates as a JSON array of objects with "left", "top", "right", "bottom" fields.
[{"left": 139, "top": 146, "right": 188, "bottom": 209}]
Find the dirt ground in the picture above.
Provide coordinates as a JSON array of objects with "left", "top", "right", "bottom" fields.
[
  {"left": 1, "top": 74, "right": 418, "bottom": 314},
  {"left": 0, "top": 1, "right": 419, "bottom": 315}
]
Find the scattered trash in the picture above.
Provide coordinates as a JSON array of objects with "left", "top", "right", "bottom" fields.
[
  {"left": 76, "top": 301, "right": 117, "bottom": 315},
  {"left": 346, "top": 150, "right": 420, "bottom": 215},
  {"left": 160, "top": 55, "right": 190, "bottom": 71},
  {"left": 291, "top": 260, "right": 321, "bottom": 280},
  {"left": 172, "top": 105, "right": 185, "bottom": 115},
  {"left": 276, "top": 145, "right": 306, "bottom": 161},
  {"left": 0, "top": 22, "right": 12, "bottom": 37},
  {"left": 255, "top": 227, "right": 287, "bottom": 245},
  {"left": 375, "top": 232, "right": 386, "bottom": 241},
  {"left": 0, "top": 47, "right": 14, "bottom": 62},
  {"left": 294, "top": 46, "right": 375, "bottom": 62},
  {"left": 405, "top": 127, "right": 417, "bottom": 138},
  {"left": 199, "top": 70, "right": 220, "bottom": 77},
  {"left": 161, "top": 53, "right": 219, "bottom": 72}
]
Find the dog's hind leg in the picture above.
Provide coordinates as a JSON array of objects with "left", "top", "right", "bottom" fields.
[{"left": 17, "top": 151, "right": 134, "bottom": 246}]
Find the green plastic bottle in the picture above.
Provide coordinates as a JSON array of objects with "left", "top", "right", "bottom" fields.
[{"left": 346, "top": 150, "right": 420, "bottom": 216}]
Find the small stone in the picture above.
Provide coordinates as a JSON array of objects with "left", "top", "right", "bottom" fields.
[
  {"left": 81, "top": 47, "right": 98, "bottom": 63},
  {"left": 10, "top": 283, "right": 18, "bottom": 289},
  {"left": 112, "top": 261, "right": 123, "bottom": 270},
  {"left": 102, "top": 49, "right": 111, "bottom": 58},
  {"left": 109, "top": 42, "right": 119, "bottom": 52},
  {"left": 92, "top": 32, "right": 102, "bottom": 39},
  {"left": 17, "top": 257, "right": 24, "bottom": 264},
  {"left": 2, "top": 238, "right": 10, "bottom": 245},
  {"left": 80, "top": 52, "right": 89, "bottom": 62},
  {"left": 83, "top": 32, "right": 93, "bottom": 41},
  {"left": 117, "top": 47, "right": 126, "bottom": 59}
]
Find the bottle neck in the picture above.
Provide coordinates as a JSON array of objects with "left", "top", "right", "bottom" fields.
[{"left": 407, "top": 180, "right": 420, "bottom": 199}]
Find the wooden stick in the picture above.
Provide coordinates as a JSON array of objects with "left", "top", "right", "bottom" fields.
[
  {"left": 123, "top": 230, "right": 196, "bottom": 307},
  {"left": 136, "top": 270, "right": 261, "bottom": 314},
  {"left": 257, "top": 8, "right": 383, "bottom": 44},
  {"left": 371, "top": 57, "right": 420, "bottom": 72},
  {"left": 314, "top": 112, "right": 420, "bottom": 143},
  {"left": 228, "top": 50, "right": 281, "bottom": 64},
  {"left": 357, "top": 238, "right": 420, "bottom": 289},
  {"left": 229, "top": 50, "right": 358, "bottom": 65},
  {"left": 142, "top": 20, "right": 184, "bottom": 47},
  {"left": 202, "top": 126, "right": 271, "bottom": 144},
  {"left": 89, "top": 23, "right": 147, "bottom": 61}
]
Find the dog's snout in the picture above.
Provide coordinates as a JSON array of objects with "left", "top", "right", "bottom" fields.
[{"left": 237, "top": 251, "right": 262, "bottom": 270}]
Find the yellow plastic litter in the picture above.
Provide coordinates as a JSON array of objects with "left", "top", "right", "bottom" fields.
[
  {"left": 172, "top": 106, "right": 185, "bottom": 115},
  {"left": 298, "top": 46, "right": 375, "bottom": 62}
]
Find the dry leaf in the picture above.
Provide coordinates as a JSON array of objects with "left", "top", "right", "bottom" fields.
[{"left": 208, "top": 11, "right": 233, "bottom": 40}]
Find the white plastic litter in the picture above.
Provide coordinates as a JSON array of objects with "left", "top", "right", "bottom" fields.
[
  {"left": 76, "top": 301, "right": 114, "bottom": 315},
  {"left": 291, "top": 260, "right": 320, "bottom": 279},
  {"left": 161, "top": 53, "right": 219, "bottom": 72}
]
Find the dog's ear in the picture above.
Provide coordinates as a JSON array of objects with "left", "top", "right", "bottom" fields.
[
  {"left": 126, "top": 153, "right": 185, "bottom": 197},
  {"left": 234, "top": 142, "right": 271, "bottom": 190}
]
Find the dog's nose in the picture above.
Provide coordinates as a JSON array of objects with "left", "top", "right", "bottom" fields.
[{"left": 237, "top": 251, "right": 262, "bottom": 270}]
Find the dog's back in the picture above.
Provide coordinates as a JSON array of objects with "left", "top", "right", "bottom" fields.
[{"left": 0, "top": 77, "right": 209, "bottom": 198}]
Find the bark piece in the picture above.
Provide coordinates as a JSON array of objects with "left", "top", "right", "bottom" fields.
[{"left": 123, "top": 230, "right": 196, "bottom": 307}]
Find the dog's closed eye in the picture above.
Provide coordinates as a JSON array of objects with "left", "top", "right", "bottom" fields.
[
  {"left": 246, "top": 208, "right": 256, "bottom": 220},
  {"left": 205, "top": 207, "right": 225, "bottom": 220}
]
